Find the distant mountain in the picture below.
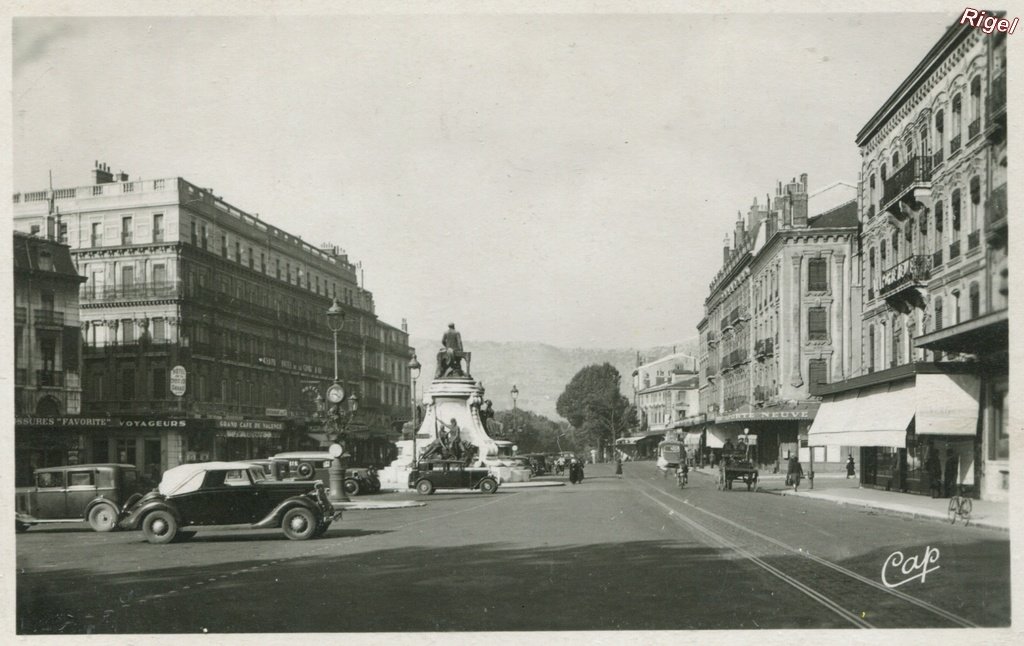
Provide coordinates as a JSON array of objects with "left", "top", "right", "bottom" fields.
[{"left": 410, "top": 336, "right": 699, "bottom": 422}]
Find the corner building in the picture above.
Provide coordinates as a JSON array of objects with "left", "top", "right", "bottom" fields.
[
  {"left": 809, "top": 19, "right": 1008, "bottom": 501},
  {"left": 698, "top": 176, "right": 860, "bottom": 469},
  {"left": 13, "top": 165, "right": 413, "bottom": 479}
]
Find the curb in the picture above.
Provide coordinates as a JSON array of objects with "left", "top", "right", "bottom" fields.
[
  {"left": 332, "top": 501, "right": 426, "bottom": 511},
  {"left": 763, "top": 489, "right": 1008, "bottom": 532}
]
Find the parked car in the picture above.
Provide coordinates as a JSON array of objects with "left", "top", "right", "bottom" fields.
[
  {"left": 268, "top": 451, "right": 381, "bottom": 495},
  {"left": 409, "top": 459, "right": 500, "bottom": 495},
  {"left": 15, "top": 463, "right": 147, "bottom": 533},
  {"left": 119, "top": 461, "right": 340, "bottom": 544}
]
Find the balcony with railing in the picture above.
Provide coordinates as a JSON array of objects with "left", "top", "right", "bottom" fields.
[
  {"left": 986, "top": 183, "right": 1007, "bottom": 248},
  {"left": 879, "top": 255, "right": 931, "bottom": 303},
  {"left": 882, "top": 156, "right": 932, "bottom": 217},
  {"left": 754, "top": 338, "right": 774, "bottom": 360},
  {"left": 82, "top": 281, "right": 180, "bottom": 303},
  {"left": 950, "top": 134, "right": 962, "bottom": 156},
  {"left": 932, "top": 148, "right": 944, "bottom": 168},
  {"left": 949, "top": 240, "right": 961, "bottom": 261},
  {"left": 968, "top": 118, "right": 981, "bottom": 141},
  {"left": 15, "top": 306, "right": 26, "bottom": 325},
  {"left": 968, "top": 231, "right": 980, "bottom": 251},
  {"left": 37, "top": 370, "right": 64, "bottom": 388},
  {"left": 33, "top": 309, "right": 64, "bottom": 327}
]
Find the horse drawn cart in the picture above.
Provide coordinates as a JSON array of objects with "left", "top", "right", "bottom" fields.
[{"left": 716, "top": 438, "right": 759, "bottom": 491}]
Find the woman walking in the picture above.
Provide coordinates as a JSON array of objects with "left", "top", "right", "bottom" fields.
[
  {"left": 787, "top": 454, "right": 804, "bottom": 492},
  {"left": 845, "top": 455, "right": 856, "bottom": 479},
  {"left": 615, "top": 458, "right": 623, "bottom": 479}
]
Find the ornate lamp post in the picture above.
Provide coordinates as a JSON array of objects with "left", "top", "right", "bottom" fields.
[
  {"left": 511, "top": 384, "right": 519, "bottom": 436},
  {"left": 325, "top": 298, "right": 352, "bottom": 503},
  {"left": 408, "top": 353, "right": 421, "bottom": 467}
]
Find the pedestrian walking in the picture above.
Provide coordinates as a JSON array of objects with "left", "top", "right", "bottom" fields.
[
  {"left": 944, "top": 448, "right": 959, "bottom": 498},
  {"left": 845, "top": 455, "right": 856, "bottom": 479},
  {"left": 786, "top": 454, "right": 803, "bottom": 492},
  {"left": 925, "top": 447, "right": 942, "bottom": 498},
  {"left": 615, "top": 458, "right": 623, "bottom": 479}
]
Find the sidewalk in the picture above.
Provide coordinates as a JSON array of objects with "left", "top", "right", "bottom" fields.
[{"left": 690, "top": 466, "right": 1009, "bottom": 531}]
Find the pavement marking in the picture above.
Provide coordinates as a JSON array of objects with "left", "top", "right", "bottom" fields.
[{"left": 635, "top": 478, "right": 977, "bottom": 629}]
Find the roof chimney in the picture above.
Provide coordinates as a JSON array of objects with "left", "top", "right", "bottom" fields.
[
  {"left": 723, "top": 234, "right": 731, "bottom": 264},
  {"left": 92, "top": 161, "right": 114, "bottom": 185}
]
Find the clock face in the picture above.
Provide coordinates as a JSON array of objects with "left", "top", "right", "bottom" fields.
[{"left": 327, "top": 384, "right": 345, "bottom": 404}]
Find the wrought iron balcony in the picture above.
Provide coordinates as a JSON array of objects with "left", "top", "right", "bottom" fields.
[
  {"left": 754, "top": 338, "right": 774, "bottom": 360},
  {"left": 37, "top": 370, "right": 64, "bottom": 387},
  {"left": 987, "top": 72, "right": 1006, "bottom": 125},
  {"left": 81, "top": 281, "right": 180, "bottom": 303},
  {"left": 882, "top": 156, "right": 932, "bottom": 217},
  {"left": 986, "top": 183, "right": 1007, "bottom": 248},
  {"left": 33, "top": 309, "right": 64, "bottom": 326},
  {"left": 931, "top": 149, "right": 944, "bottom": 168},
  {"left": 949, "top": 240, "right": 961, "bottom": 261},
  {"left": 879, "top": 255, "right": 931, "bottom": 301},
  {"left": 968, "top": 118, "right": 981, "bottom": 140}
]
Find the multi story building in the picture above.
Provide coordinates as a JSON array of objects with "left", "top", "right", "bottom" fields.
[
  {"left": 13, "top": 232, "right": 87, "bottom": 485},
  {"left": 13, "top": 164, "right": 413, "bottom": 480},
  {"left": 809, "top": 19, "right": 1008, "bottom": 500},
  {"left": 698, "top": 175, "right": 860, "bottom": 468},
  {"left": 634, "top": 352, "right": 698, "bottom": 431}
]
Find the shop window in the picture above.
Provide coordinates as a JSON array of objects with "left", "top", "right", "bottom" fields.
[{"left": 117, "top": 439, "right": 137, "bottom": 465}]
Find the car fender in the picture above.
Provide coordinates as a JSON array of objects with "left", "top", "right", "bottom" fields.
[
  {"left": 15, "top": 510, "right": 39, "bottom": 526},
  {"left": 121, "top": 500, "right": 181, "bottom": 530},
  {"left": 253, "top": 496, "right": 326, "bottom": 529}
]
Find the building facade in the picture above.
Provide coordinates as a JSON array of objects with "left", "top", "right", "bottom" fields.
[
  {"left": 809, "top": 19, "right": 1009, "bottom": 501},
  {"left": 13, "top": 233, "right": 87, "bottom": 485},
  {"left": 13, "top": 165, "right": 414, "bottom": 481},
  {"left": 699, "top": 176, "right": 860, "bottom": 469},
  {"left": 634, "top": 352, "right": 699, "bottom": 431}
]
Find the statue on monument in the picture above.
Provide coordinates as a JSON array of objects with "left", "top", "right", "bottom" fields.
[
  {"left": 436, "top": 322, "right": 472, "bottom": 378},
  {"left": 479, "top": 399, "right": 495, "bottom": 433}
]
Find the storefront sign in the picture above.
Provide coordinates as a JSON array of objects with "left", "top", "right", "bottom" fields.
[
  {"left": 716, "top": 409, "right": 816, "bottom": 423},
  {"left": 222, "top": 430, "right": 274, "bottom": 439},
  {"left": 215, "top": 420, "right": 285, "bottom": 432},
  {"left": 265, "top": 408, "right": 289, "bottom": 417},
  {"left": 119, "top": 419, "right": 188, "bottom": 428},
  {"left": 16, "top": 416, "right": 111, "bottom": 427}
]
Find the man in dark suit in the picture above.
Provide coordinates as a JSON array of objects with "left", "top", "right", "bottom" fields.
[{"left": 944, "top": 448, "right": 959, "bottom": 498}]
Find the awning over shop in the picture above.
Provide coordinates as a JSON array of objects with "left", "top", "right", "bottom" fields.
[
  {"left": 705, "top": 426, "right": 739, "bottom": 449},
  {"left": 683, "top": 431, "right": 702, "bottom": 448},
  {"left": 615, "top": 436, "right": 641, "bottom": 445},
  {"left": 808, "top": 381, "right": 916, "bottom": 448},
  {"left": 915, "top": 373, "right": 981, "bottom": 436}
]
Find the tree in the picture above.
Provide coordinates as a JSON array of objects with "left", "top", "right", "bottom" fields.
[
  {"left": 556, "top": 363, "right": 634, "bottom": 456},
  {"left": 489, "top": 408, "right": 568, "bottom": 454}
]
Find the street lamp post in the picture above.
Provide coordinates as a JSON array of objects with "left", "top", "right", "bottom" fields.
[
  {"left": 511, "top": 384, "right": 519, "bottom": 437},
  {"left": 408, "top": 353, "right": 421, "bottom": 467},
  {"left": 325, "top": 299, "right": 351, "bottom": 503}
]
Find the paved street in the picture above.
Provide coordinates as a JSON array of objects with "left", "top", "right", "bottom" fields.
[{"left": 17, "top": 462, "right": 1009, "bottom": 634}]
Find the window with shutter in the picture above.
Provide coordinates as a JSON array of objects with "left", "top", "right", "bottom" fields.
[
  {"left": 935, "top": 201, "right": 944, "bottom": 232},
  {"left": 807, "top": 258, "right": 827, "bottom": 291},
  {"left": 952, "top": 190, "right": 961, "bottom": 230},
  {"left": 808, "top": 307, "right": 828, "bottom": 340}
]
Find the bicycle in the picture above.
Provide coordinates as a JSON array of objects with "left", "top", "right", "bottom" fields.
[
  {"left": 676, "top": 467, "right": 688, "bottom": 489},
  {"left": 947, "top": 484, "right": 973, "bottom": 526}
]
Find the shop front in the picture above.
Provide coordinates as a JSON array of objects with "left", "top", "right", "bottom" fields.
[
  {"left": 14, "top": 416, "right": 113, "bottom": 487},
  {"left": 809, "top": 363, "right": 981, "bottom": 497},
  {"left": 714, "top": 402, "right": 819, "bottom": 470}
]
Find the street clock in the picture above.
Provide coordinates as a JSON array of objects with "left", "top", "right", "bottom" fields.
[{"left": 326, "top": 383, "right": 345, "bottom": 405}]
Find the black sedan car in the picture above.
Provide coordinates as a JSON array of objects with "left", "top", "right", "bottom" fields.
[
  {"left": 119, "top": 461, "right": 340, "bottom": 544},
  {"left": 409, "top": 459, "right": 500, "bottom": 495}
]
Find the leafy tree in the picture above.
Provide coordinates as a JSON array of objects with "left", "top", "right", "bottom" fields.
[
  {"left": 489, "top": 408, "right": 569, "bottom": 454},
  {"left": 556, "top": 363, "right": 634, "bottom": 455}
]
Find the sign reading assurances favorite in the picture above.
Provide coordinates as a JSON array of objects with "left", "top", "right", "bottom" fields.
[{"left": 170, "top": 365, "right": 187, "bottom": 397}]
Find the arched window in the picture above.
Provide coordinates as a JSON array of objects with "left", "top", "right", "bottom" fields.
[
  {"left": 969, "top": 282, "right": 981, "bottom": 319},
  {"left": 893, "top": 151, "right": 900, "bottom": 169},
  {"left": 881, "top": 163, "right": 888, "bottom": 181}
]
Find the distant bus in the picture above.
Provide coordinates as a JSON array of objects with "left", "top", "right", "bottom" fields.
[{"left": 658, "top": 440, "right": 685, "bottom": 468}]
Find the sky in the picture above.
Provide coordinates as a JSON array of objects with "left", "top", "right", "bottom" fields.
[{"left": 11, "top": 10, "right": 955, "bottom": 349}]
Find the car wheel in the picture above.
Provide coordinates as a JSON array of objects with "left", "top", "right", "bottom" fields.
[
  {"left": 15, "top": 521, "right": 30, "bottom": 533},
  {"left": 416, "top": 479, "right": 434, "bottom": 495},
  {"left": 88, "top": 502, "right": 119, "bottom": 532},
  {"left": 479, "top": 478, "right": 498, "bottom": 494},
  {"left": 142, "top": 510, "right": 178, "bottom": 544},
  {"left": 344, "top": 478, "right": 361, "bottom": 496},
  {"left": 282, "top": 507, "right": 317, "bottom": 540}
]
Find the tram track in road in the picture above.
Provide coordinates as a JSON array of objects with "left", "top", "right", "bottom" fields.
[{"left": 630, "top": 477, "right": 977, "bottom": 629}]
